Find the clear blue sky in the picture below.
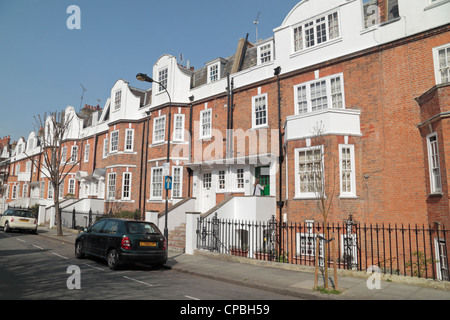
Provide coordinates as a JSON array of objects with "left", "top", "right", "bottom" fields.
[{"left": 0, "top": 0, "right": 299, "bottom": 143}]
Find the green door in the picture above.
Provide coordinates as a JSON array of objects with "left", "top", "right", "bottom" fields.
[{"left": 255, "top": 167, "right": 270, "bottom": 196}]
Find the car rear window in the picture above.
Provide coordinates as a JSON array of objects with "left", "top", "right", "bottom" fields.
[
  {"left": 14, "top": 210, "right": 34, "bottom": 218},
  {"left": 127, "top": 222, "right": 161, "bottom": 235}
]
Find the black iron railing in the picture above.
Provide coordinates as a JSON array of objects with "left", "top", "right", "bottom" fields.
[{"left": 197, "top": 214, "right": 449, "bottom": 282}]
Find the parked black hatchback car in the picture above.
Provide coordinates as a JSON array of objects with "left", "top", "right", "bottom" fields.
[{"left": 75, "top": 218, "right": 167, "bottom": 270}]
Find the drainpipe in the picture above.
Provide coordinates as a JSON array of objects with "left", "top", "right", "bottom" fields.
[
  {"left": 188, "top": 95, "right": 194, "bottom": 197},
  {"left": 226, "top": 74, "right": 231, "bottom": 159},
  {"left": 274, "top": 66, "right": 284, "bottom": 255},
  {"left": 141, "top": 112, "right": 151, "bottom": 219}
]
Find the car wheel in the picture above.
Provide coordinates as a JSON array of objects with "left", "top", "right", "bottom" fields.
[
  {"left": 107, "top": 249, "right": 120, "bottom": 270},
  {"left": 75, "top": 241, "right": 85, "bottom": 259},
  {"left": 4, "top": 222, "right": 10, "bottom": 233}
]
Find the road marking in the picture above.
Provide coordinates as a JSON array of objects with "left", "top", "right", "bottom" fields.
[
  {"left": 83, "top": 263, "right": 104, "bottom": 271},
  {"left": 123, "top": 276, "right": 153, "bottom": 287},
  {"left": 185, "top": 295, "right": 201, "bottom": 300},
  {"left": 52, "top": 252, "right": 69, "bottom": 260},
  {"left": 32, "top": 244, "right": 44, "bottom": 250},
  {"left": 17, "top": 238, "right": 26, "bottom": 243}
]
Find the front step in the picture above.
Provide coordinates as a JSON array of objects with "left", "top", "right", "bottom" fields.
[{"left": 168, "top": 223, "right": 186, "bottom": 253}]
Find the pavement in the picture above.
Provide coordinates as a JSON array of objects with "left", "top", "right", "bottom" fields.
[{"left": 37, "top": 226, "right": 450, "bottom": 300}]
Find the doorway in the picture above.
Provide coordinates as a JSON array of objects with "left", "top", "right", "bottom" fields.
[
  {"left": 255, "top": 166, "right": 270, "bottom": 196},
  {"left": 201, "top": 172, "right": 215, "bottom": 212}
]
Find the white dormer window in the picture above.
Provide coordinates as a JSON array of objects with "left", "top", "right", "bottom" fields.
[
  {"left": 293, "top": 11, "right": 340, "bottom": 52},
  {"left": 258, "top": 42, "right": 273, "bottom": 65},
  {"left": 208, "top": 63, "right": 219, "bottom": 83},
  {"left": 114, "top": 90, "right": 122, "bottom": 111},
  {"left": 158, "top": 68, "right": 168, "bottom": 92}
]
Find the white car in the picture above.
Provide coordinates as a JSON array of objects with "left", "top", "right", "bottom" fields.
[{"left": 0, "top": 209, "right": 38, "bottom": 234}]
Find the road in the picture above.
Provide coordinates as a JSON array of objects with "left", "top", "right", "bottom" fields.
[{"left": 0, "top": 231, "right": 300, "bottom": 301}]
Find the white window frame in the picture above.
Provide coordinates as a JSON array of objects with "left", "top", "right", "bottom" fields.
[
  {"left": 339, "top": 144, "right": 356, "bottom": 197},
  {"left": 153, "top": 115, "right": 166, "bottom": 144},
  {"left": 110, "top": 130, "right": 119, "bottom": 153},
  {"left": 200, "top": 109, "right": 212, "bottom": 139},
  {"left": 59, "top": 179, "right": 64, "bottom": 199},
  {"left": 103, "top": 138, "right": 108, "bottom": 158},
  {"left": 48, "top": 182, "right": 54, "bottom": 199},
  {"left": 218, "top": 170, "right": 226, "bottom": 191},
  {"left": 252, "top": 93, "right": 268, "bottom": 128},
  {"left": 173, "top": 114, "right": 185, "bottom": 142},
  {"left": 172, "top": 166, "right": 183, "bottom": 198},
  {"left": 84, "top": 143, "right": 90, "bottom": 162},
  {"left": 22, "top": 184, "right": 28, "bottom": 199},
  {"left": 257, "top": 42, "right": 273, "bottom": 65},
  {"left": 114, "top": 90, "right": 122, "bottom": 111},
  {"left": 68, "top": 178, "right": 76, "bottom": 195},
  {"left": 15, "top": 164, "right": 20, "bottom": 176},
  {"left": 150, "top": 167, "right": 163, "bottom": 200},
  {"left": 122, "top": 172, "right": 132, "bottom": 200},
  {"left": 158, "top": 67, "right": 168, "bottom": 92},
  {"left": 71, "top": 145, "right": 78, "bottom": 163},
  {"left": 125, "top": 129, "right": 134, "bottom": 152},
  {"left": 294, "top": 146, "right": 324, "bottom": 199},
  {"left": 40, "top": 181, "right": 45, "bottom": 199},
  {"left": 294, "top": 73, "right": 345, "bottom": 114},
  {"left": 292, "top": 10, "right": 341, "bottom": 53},
  {"left": 432, "top": 43, "right": 450, "bottom": 85},
  {"left": 427, "top": 132, "right": 442, "bottom": 194},
  {"left": 12, "top": 185, "right": 17, "bottom": 199},
  {"left": 236, "top": 168, "right": 245, "bottom": 190},
  {"left": 208, "top": 63, "right": 220, "bottom": 83},
  {"left": 107, "top": 172, "right": 117, "bottom": 200},
  {"left": 26, "top": 161, "right": 31, "bottom": 173},
  {"left": 203, "top": 172, "right": 212, "bottom": 189},
  {"left": 61, "top": 146, "right": 67, "bottom": 163}
]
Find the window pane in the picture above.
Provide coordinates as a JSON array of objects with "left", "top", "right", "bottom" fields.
[
  {"left": 158, "top": 68, "right": 168, "bottom": 92},
  {"left": 173, "top": 167, "right": 181, "bottom": 197},
  {"left": 254, "top": 95, "right": 267, "bottom": 127},
  {"left": 237, "top": 169, "right": 244, "bottom": 189},
  {"left": 108, "top": 173, "right": 116, "bottom": 199},
  {"left": 201, "top": 110, "right": 211, "bottom": 137},
  {"left": 152, "top": 168, "right": 163, "bottom": 198},
  {"left": 294, "top": 26, "right": 303, "bottom": 51},
  {"left": 298, "top": 149, "right": 322, "bottom": 194},
  {"left": 297, "top": 85, "right": 308, "bottom": 114},
  {"left": 310, "top": 80, "right": 328, "bottom": 111},
  {"left": 331, "top": 76, "right": 343, "bottom": 109},
  {"left": 123, "top": 172, "right": 131, "bottom": 199}
]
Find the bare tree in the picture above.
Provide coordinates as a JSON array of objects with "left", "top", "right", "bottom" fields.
[
  {"left": 311, "top": 121, "right": 338, "bottom": 290},
  {"left": 25, "top": 110, "right": 80, "bottom": 236}
]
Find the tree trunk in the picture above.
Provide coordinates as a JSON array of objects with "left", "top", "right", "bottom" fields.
[{"left": 54, "top": 191, "right": 63, "bottom": 236}]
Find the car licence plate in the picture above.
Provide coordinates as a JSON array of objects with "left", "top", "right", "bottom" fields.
[
  {"left": 140, "top": 241, "right": 156, "bottom": 247},
  {"left": 20, "top": 219, "right": 29, "bottom": 222}
]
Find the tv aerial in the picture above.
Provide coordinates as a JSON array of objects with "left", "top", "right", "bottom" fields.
[
  {"left": 79, "top": 83, "right": 87, "bottom": 111},
  {"left": 253, "top": 12, "right": 261, "bottom": 43}
]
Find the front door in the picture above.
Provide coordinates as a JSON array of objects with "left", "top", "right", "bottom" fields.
[
  {"left": 255, "top": 167, "right": 270, "bottom": 196},
  {"left": 201, "top": 172, "right": 215, "bottom": 213}
]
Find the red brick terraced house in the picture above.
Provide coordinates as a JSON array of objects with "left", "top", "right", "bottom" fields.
[{"left": 0, "top": 0, "right": 449, "bottom": 277}]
